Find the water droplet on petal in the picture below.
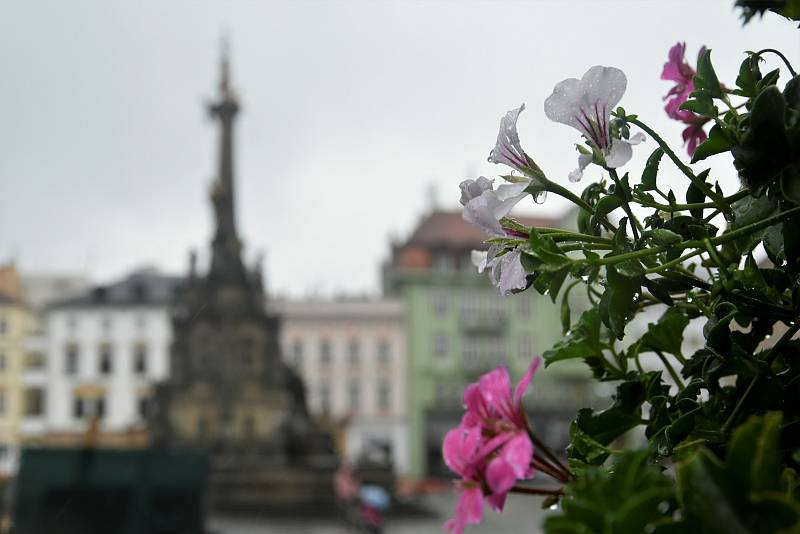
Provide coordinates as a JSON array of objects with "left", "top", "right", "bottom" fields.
[{"left": 534, "top": 191, "right": 547, "bottom": 204}]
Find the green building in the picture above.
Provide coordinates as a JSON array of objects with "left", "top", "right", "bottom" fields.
[{"left": 383, "top": 210, "right": 593, "bottom": 478}]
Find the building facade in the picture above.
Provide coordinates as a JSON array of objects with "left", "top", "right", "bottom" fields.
[
  {"left": 274, "top": 298, "right": 408, "bottom": 473},
  {"left": 0, "top": 266, "right": 37, "bottom": 474},
  {"left": 21, "top": 268, "right": 179, "bottom": 446},
  {"left": 383, "top": 210, "right": 594, "bottom": 478}
]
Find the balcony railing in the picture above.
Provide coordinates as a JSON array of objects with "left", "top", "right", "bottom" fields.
[{"left": 459, "top": 311, "right": 506, "bottom": 332}]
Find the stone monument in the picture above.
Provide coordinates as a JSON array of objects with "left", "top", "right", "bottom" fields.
[{"left": 151, "top": 43, "right": 337, "bottom": 514}]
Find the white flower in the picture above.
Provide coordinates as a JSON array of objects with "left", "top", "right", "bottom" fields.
[
  {"left": 492, "top": 249, "right": 528, "bottom": 296},
  {"left": 459, "top": 176, "right": 494, "bottom": 206},
  {"left": 544, "top": 66, "right": 645, "bottom": 182},
  {"left": 472, "top": 246, "right": 528, "bottom": 296},
  {"left": 488, "top": 104, "right": 544, "bottom": 179},
  {"left": 461, "top": 180, "right": 529, "bottom": 236}
]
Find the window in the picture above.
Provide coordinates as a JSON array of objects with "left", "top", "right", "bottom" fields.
[
  {"left": 432, "top": 292, "right": 449, "bottom": 317},
  {"left": 518, "top": 335, "right": 534, "bottom": 361},
  {"left": 377, "top": 380, "right": 391, "bottom": 412},
  {"left": 99, "top": 344, "right": 113, "bottom": 375},
  {"left": 26, "top": 352, "right": 45, "bottom": 369},
  {"left": 0, "top": 352, "right": 6, "bottom": 372},
  {"left": 433, "top": 253, "right": 451, "bottom": 272},
  {"left": 243, "top": 416, "right": 256, "bottom": 439},
  {"left": 138, "top": 396, "right": 150, "bottom": 419},
  {"left": 319, "top": 383, "right": 331, "bottom": 415},
  {"left": 377, "top": 339, "right": 391, "bottom": 364},
  {"left": 291, "top": 339, "right": 303, "bottom": 367},
  {"left": 319, "top": 339, "right": 332, "bottom": 366},
  {"left": 133, "top": 344, "right": 147, "bottom": 375},
  {"left": 73, "top": 397, "right": 84, "bottom": 418},
  {"left": 65, "top": 344, "right": 79, "bottom": 375},
  {"left": 25, "top": 388, "right": 45, "bottom": 416},
  {"left": 196, "top": 416, "right": 208, "bottom": 437},
  {"left": 348, "top": 381, "right": 360, "bottom": 413},
  {"left": 433, "top": 332, "right": 449, "bottom": 358},
  {"left": 347, "top": 339, "right": 360, "bottom": 367},
  {"left": 0, "top": 390, "right": 6, "bottom": 415},
  {"left": 0, "top": 317, "right": 6, "bottom": 336},
  {"left": 463, "top": 337, "right": 480, "bottom": 370},
  {"left": 73, "top": 395, "right": 104, "bottom": 419},
  {"left": 517, "top": 296, "right": 532, "bottom": 318},
  {"left": 487, "top": 337, "right": 506, "bottom": 362}
]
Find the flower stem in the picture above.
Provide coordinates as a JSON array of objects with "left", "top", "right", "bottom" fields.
[
  {"left": 509, "top": 485, "right": 564, "bottom": 497},
  {"left": 654, "top": 349, "right": 685, "bottom": 391},
  {"left": 531, "top": 454, "right": 569, "bottom": 483},
  {"left": 608, "top": 168, "right": 641, "bottom": 240},
  {"left": 540, "top": 178, "right": 593, "bottom": 213},
  {"left": 755, "top": 48, "right": 798, "bottom": 77},
  {"left": 637, "top": 189, "right": 750, "bottom": 213},
  {"left": 721, "top": 319, "right": 800, "bottom": 434},
  {"left": 627, "top": 117, "right": 731, "bottom": 217}
]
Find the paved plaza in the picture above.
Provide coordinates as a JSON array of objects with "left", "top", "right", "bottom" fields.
[{"left": 209, "top": 490, "right": 549, "bottom": 533}]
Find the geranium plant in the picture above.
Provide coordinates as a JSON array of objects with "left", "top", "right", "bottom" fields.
[{"left": 444, "top": 9, "right": 800, "bottom": 534}]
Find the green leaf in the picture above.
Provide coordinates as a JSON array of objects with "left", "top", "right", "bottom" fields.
[
  {"left": 678, "top": 449, "right": 750, "bottom": 534},
  {"left": 546, "top": 451, "right": 675, "bottom": 534},
  {"left": 640, "top": 307, "right": 690, "bottom": 357},
  {"left": 694, "top": 49, "right": 724, "bottom": 99},
  {"left": 543, "top": 308, "right": 603, "bottom": 366},
  {"left": 686, "top": 169, "right": 710, "bottom": 219},
  {"left": 726, "top": 412, "right": 782, "bottom": 494},
  {"left": 652, "top": 229, "right": 683, "bottom": 245},
  {"left": 681, "top": 90, "right": 718, "bottom": 117},
  {"left": 591, "top": 195, "right": 623, "bottom": 229},
  {"left": 735, "top": 54, "right": 762, "bottom": 98},
  {"left": 573, "top": 380, "right": 645, "bottom": 446},
  {"left": 691, "top": 124, "right": 731, "bottom": 163},
  {"left": 640, "top": 148, "right": 664, "bottom": 191}
]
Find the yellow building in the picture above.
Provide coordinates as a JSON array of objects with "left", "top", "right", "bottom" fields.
[{"left": 0, "top": 265, "right": 36, "bottom": 474}]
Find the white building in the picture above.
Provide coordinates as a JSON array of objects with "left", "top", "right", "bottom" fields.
[
  {"left": 273, "top": 298, "right": 409, "bottom": 474},
  {"left": 22, "top": 268, "right": 181, "bottom": 443}
]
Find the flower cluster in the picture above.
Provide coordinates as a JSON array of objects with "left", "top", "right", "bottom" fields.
[
  {"left": 460, "top": 66, "right": 644, "bottom": 294},
  {"left": 661, "top": 42, "right": 709, "bottom": 155},
  {"left": 544, "top": 66, "right": 644, "bottom": 182},
  {"left": 442, "top": 358, "right": 541, "bottom": 533}
]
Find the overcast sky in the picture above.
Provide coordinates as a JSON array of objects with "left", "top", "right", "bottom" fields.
[{"left": 1, "top": 1, "right": 797, "bottom": 297}]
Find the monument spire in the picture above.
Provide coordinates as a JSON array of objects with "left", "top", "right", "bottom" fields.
[{"left": 208, "top": 38, "right": 246, "bottom": 286}]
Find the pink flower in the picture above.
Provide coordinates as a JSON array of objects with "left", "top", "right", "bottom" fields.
[
  {"left": 442, "top": 358, "right": 541, "bottom": 533},
  {"left": 682, "top": 120, "right": 708, "bottom": 156},
  {"left": 661, "top": 42, "right": 709, "bottom": 155},
  {"left": 662, "top": 42, "right": 696, "bottom": 116}
]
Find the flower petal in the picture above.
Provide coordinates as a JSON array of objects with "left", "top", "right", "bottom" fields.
[
  {"left": 605, "top": 138, "right": 633, "bottom": 169},
  {"left": 488, "top": 104, "right": 530, "bottom": 171},
  {"left": 661, "top": 42, "right": 687, "bottom": 82},
  {"left": 486, "top": 492, "right": 507, "bottom": 512},
  {"left": 513, "top": 356, "right": 542, "bottom": 406},
  {"left": 501, "top": 433, "right": 534, "bottom": 480},
  {"left": 462, "top": 193, "right": 505, "bottom": 236},
  {"left": 497, "top": 249, "right": 528, "bottom": 295},
  {"left": 478, "top": 366, "right": 512, "bottom": 410},
  {"left": 460, "top": 485, "right": 484, "bottom": 524},
  {"left": 580, "top": 66, "right": 627, "bottom": 114},
  {"left": 568, "top": 153, "right": 592, "bottom": 183},
  {"left": 459, "top": 176, "right": 494, "bottom": 206},
  {"left": 486, "top": 456, "right": 517, "bottom": 496}
]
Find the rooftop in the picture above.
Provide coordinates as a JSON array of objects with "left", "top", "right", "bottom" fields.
[{"left": 51, "top": 268, "right": 183, "bottom": 308}]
